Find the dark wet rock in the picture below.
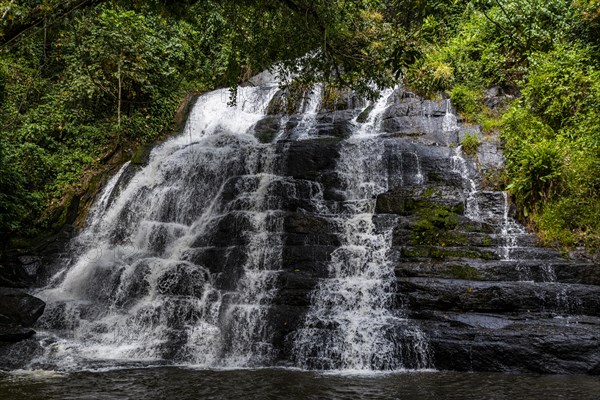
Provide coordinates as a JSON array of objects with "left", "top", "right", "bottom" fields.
[
  {"left": 395, "top": 260, "right": 571, "bottom": 283},
  {"left": 0, "top": 288, "right": 45, "bottom": 345},
  {"left": 156, "top": 263, "right": 209, "bottom": 297},
  {"left": 398, "top": 278, "right": 600, "bottom": 316},
  {"left": 185, "top": 246, "right": 247, "bottom": 291},
  {"left": 0, "top": 324, "right": 35, "bottom": 342},
  {"left": 0, "top": 338, "right": 42, "bottom": 370},
  {"left": 313, "top": 120, "right": 354, "bottom": 139},
  {"left": 0, "top": 262, "right": 35, "bottom": 288},
  {"left": 284, "top": 213, "right": 330, "bottom": 234},
  {"left": 0, "top": 288, "right": 45, "bottom": 327},
  {"left": 254, "top": 115, "right": 281, "bottom": 143},
  {"left": 376, "top": 186, "right": 464, "bottom": 215},
  {"left": 283, "top": 139, "right": 339, "bottom": 179},
  {"left": 419, "top": 313, "right": 600, "bottom": 374}
]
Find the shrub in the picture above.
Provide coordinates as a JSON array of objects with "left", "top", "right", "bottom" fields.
[
  {"left": 450, "top": 85, "right": 481, "bottom": 119},
  {"left": 505, "top": 140, "right": 562, "bottom": 217},
  {"left": 460, "top": 133, "right": 481, "bottom": 156}
]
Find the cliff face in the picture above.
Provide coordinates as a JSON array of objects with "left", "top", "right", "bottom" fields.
[{"left": 0, "top": 84, "right": 598, "bottom": 374}]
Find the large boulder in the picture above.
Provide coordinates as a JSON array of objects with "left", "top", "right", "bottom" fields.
[
  {"left": 0, "top": 288, "right": 45, "bottom": 326},
  {"left": 0, "top": 288, "right": 45, "bottom": 345}
]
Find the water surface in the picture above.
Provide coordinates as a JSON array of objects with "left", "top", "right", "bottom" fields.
[{"left": 1, "top": 368, "right": 599, "bottom": 400}]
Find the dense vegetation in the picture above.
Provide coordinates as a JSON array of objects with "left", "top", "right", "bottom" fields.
[
  {"left": 402, "top": 0, "right": 600, "bottom": 252},
  {"left": 1, "top": 0, "right": 599, "bottom": 253}
]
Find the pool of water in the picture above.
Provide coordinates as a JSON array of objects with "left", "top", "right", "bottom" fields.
[{"left": 1, "top": 367, "right": 599, "bottom": 400}]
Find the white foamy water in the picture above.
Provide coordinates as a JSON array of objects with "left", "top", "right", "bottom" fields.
[
  {"left": 500, "top": 192, "right": 525, "bottom": 261},
  {"left": 292, "top": 98, "right": 431, "bottom": 371},
  {"left": 35, "top": 82, "right": 284, "bottom": 370},
  {"left": 295, "top": 84, "right": 323, "bottom": 140},
  {"left": 354, "top": 88, "right": 395, "bottom": 138},
  {"left": 451, "top": 146, "right": 482, "bottom": 222}
]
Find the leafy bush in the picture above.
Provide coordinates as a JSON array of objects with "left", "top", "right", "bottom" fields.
[
  {"left": 450, "top": 85, "right": 482, "bottom": 118},
  {"left": 460, "top": 134, "right": 482, "bottom": 156},
  {"left": 0, "top": 139, "right": 34, "bottom": 243},
  {"left": 523, "top": 45, "right": 600, "bottom": 130},
  {"left": 536, "top": 197, "right": 600, "bottom": 251},
  {"left": 504, "top": 140, "right": 562, "bottom": 217}
]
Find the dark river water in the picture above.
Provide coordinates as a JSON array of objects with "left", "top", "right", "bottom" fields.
[{"left": 1, "top": 367, "right": 599, "bottom": 400}]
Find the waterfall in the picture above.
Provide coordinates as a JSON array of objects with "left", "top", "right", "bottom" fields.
[
  {"left": 35, "top": 83, "right": 284, "bottom": 369},
  {"left": 294, "top": 84, "right": 323, "bottom": 140},
  {"left": 354, "top": 87, "right": 395, "bottom": 138},
  {"left": 33, "top": 80, "right": 434, "bottom": 372},
  {"left": 451, "top": 146, "right": 482, "bottom": 222},
  {"left": 500, "top": 192, "right": 525, "bottom": 261},
  {"left": 292, "top": 94, "right": 431, "bottom": 371},
  {"left": 442, "top": 99, "right": 459, "bottom": 133}
]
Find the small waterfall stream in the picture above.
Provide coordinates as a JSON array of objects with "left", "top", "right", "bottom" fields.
[
  {"left": 451, "top": 146, "right": 482, "bottom": 222},
  {"left": 294, "top": 84, "right": 323, "bottom": 140},
  {"left": 292, "top": 92, "right": 430, "bottom": 371}
]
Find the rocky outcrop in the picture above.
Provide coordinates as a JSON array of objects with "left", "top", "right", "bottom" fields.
[
  {"left": 0, "top": 288, "right": 45, "bottom": 343},
  {"left": 257, "top": 87, "right": 599, "bottom": 374}
]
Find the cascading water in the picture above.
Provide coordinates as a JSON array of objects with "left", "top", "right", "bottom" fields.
[
  {"left": 451, "top": 146, "right": 482, "bottom": 222},
  {"left": 294, "top": 84, "right": 323, "bottom": 140},
  {"left": 7, "top": 69, "right": 597, "bottom": 382},
  {"left": 34, "top": 80, "right": 286, "bottom": 369},
  {"left": 33, "top": 80, "right": 434, "bottom": 372},
  {"left": 292, "top": 90, "right": 431, "bottom": 371},
  {"left": 217, "top": 146, "right": 285, "bottom": 366},
  {"left": 500, "top": 192, "right": 525, "bottom": 261},
  {"left": 353, "top": 87, "right": 394, "bottom": 138},
  {"left": 445, "top": 100, "right": 482, "bottom": 221},
  {"left": 442, "top": 99, "right": 459, "bottom": 141}
]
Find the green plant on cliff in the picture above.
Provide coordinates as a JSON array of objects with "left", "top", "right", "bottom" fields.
[
  {"left": 501, "top": 44, "right": 600, "bottom": 250},
  {"left": 402, "top": 0, "right": 600, "bottom": 252},
  {"left": 460, "top": 134, "right": 482, "bottom": 156}
]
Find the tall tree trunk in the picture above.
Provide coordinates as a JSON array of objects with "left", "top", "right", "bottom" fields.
[
  {"left": 117, "top": 53, "right": 122, "bottom": 127},
  {"left": 43, "top": 17, "right": 47, "bottom": 61}
]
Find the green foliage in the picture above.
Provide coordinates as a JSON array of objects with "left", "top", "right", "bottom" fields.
[
  {"left": 504, "top": 139, "right": 562, "bottom": 216},
  {"left": 412, "top": 206, "right": 461, "bottom": 245},
  {"left": 404, "top": 0, "right": 600, "bottom": 252},
  {"left": 536, "top": 197, "right": 600, "bottom": 250},
  {"left": 460, "top": 134, "right": 481, "bottom": 156},
  {"left": 1, "top": 0, "right": 599, "bottom": 254},
  {"left": 450, "top": 85, "right": 482, "bottom": 117},
  {"left": 0, "top": 137, "right": 33, "bottom": 242},
  {"left": 0, "top": 0, "right": 424, "bottom": 243},
  {"left": 522, "top": 45, "right": 600, "bottom": 130},
  {"left": 499, "top": 42, "right": 600, "bottom": 250},
  {"left": 449, "top": 264, "right": 481, "bottom": 280}
]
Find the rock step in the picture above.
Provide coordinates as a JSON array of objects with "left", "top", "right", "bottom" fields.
[
  {"left": 397, "top": 277, "right": 600, "bottom": 316},
  {"left": 507, "top": 247, "right": 564, "bottom": 260},
  {"left": 416, "top": 311, "right": 600, "bottom": 374},
  {"left": 394, "top": 244, "right": 566, "bottom": 262},
  {"left": 392, "top": 228, "right": 538, "bottom": 248},
  {"left": 394, "top": 260, "right": 600, "bottom": 285},
  {"left": 395, "top": 245, "right": 500, "bottom": 261}
]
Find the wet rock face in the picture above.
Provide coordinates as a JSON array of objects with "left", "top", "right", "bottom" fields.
[
  {"left": 268, "top": 133, "right": 598, "bottom": 374},
  {"left": 0, "top": 288, "right": 45, "bottom": 345}
]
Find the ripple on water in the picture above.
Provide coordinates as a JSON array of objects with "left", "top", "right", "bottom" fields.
[{"left": 1, "top": 368, "right": 600, "bottom": 400}]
